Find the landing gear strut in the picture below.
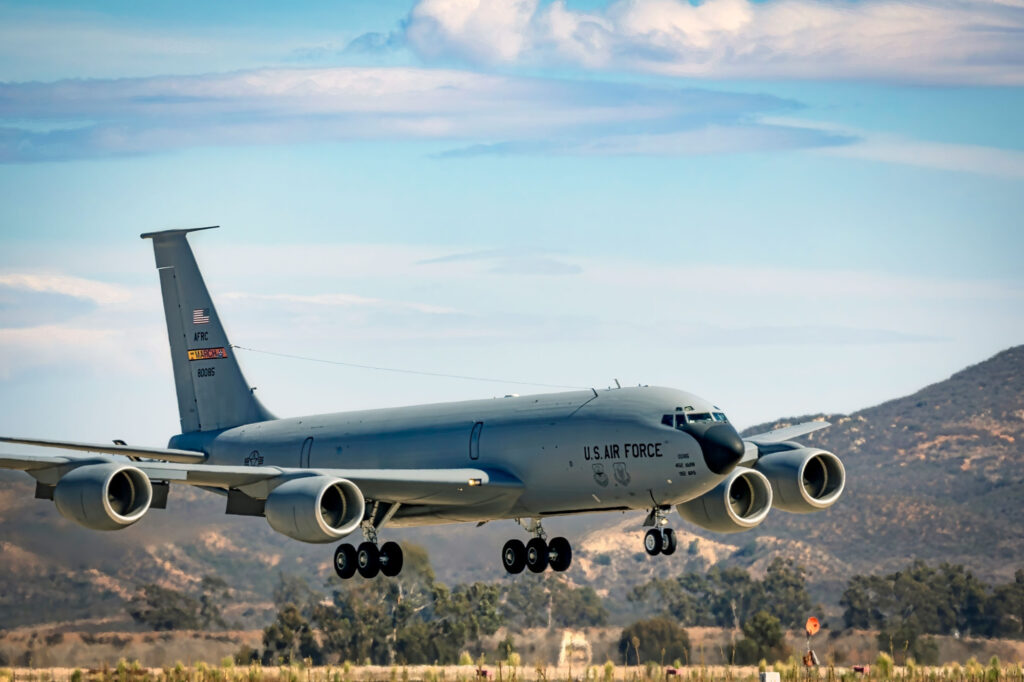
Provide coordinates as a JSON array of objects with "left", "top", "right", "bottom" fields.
[
  {"left": 501, "top": 518, "right": 572, "bottom": 574},
  {"left": 333, "top": 504, "right": 404, "bottom": 580},
  {"left": 643, "top": 507, "right": 677, "bottom": 557}
]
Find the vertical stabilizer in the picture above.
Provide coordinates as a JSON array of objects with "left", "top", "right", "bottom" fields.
[{"left": 141, "top": 227, "right": 274, "bottom": 433}]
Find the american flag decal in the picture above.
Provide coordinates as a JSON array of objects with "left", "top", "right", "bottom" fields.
[{"left": 192, "top": 308, "right": 210, "bottom": 325}]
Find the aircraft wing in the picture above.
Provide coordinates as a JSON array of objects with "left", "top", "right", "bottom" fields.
[
  {"left": 0, "top": 450, "right": 521, "bottom": 506},
  {"left": 744, "top": 420, "right": 831, "bottom": 443},
  {"left": 0, "top": 436, "right": 206, "bottom": 463}
]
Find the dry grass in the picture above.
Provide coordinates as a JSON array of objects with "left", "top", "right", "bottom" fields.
[{"left": 1, "top": 659, "right": 1023, "bottom": 682}]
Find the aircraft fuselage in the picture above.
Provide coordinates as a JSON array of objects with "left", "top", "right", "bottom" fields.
[{"left": 169, "top": 386, "right": 730, "bottom": 526}]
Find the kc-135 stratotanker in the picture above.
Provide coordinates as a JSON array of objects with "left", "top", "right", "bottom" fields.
[{"left": 0, "top": 228, "right": 845, "bottom": 579}]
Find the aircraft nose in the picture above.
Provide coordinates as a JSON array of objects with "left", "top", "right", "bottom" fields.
[{"left": 698, "top": 423, "right": 745, "bottom": 475}]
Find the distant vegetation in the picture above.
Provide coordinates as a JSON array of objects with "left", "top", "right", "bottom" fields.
[
  {"left": 113, "top": 550, "right": 1021, "bottom": 668},
  {"left": 841, "top": 562, "right": 1024, "bottom": 663},
  {"left": 127, "top": 576, "right": 232, "bottom": 632}
]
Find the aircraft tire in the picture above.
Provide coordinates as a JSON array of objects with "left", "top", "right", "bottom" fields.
[
  {"left": 380, "top": 541, "right": 404, "bottom": 577},
  {"left": 357, "top": 542, "right": 380, "bottom": 578},
  {"left": 334, "top": 543, "right": 357, "bottom": 580},
  {"left": 661, "top": 528, "right": 677, "bottom": 556},
  {"left": 525, "top": 537, "right": 549, "bottom": 573},
  {"left": 548, "top": 536, "right": 572, "bottom": 572},
  {"left": 644, "top": 528, "right": 663, "bottom": 556},
  {"left": 502, "top": 539, "right": 526, "bottom": 574}
]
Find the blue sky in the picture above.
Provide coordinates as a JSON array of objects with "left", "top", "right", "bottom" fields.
[{"left": 0, "top": 0, "right": 1022, "bottom": 445}]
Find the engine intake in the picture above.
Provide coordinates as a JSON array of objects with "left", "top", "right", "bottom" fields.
[
  {"left": 676, "top": 467, "right": 773, "bottom": 533},
  {"left": 53, "top": 463, "right": 153, "bottom": 530},
  {"left": 754, "top": 447, "right": 845, "bottom": 513},
  {"left": 264, "top": 475, "right": 365, "bottom": 543}
]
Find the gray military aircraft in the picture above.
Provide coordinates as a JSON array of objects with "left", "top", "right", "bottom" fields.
[{"left": 0, "top": 227, "right": 845, "bottom": 579}]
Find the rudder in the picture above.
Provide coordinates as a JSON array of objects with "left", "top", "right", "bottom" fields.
[{"left": 142, "top": 226, "right": 274, "bottom": 433}]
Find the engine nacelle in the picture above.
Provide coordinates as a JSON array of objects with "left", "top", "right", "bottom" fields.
[
  {"left": 264, "top": 475, "right": 365, "bottom": 544},
  {"left": 754, "top": 447, "right": 845, "bottom": 513},
  {"left": 676, "top": 467, "right": 773, "bottom": 533},
  {"left": 53, "top": 463, "right": 153, "bottom": 530}
]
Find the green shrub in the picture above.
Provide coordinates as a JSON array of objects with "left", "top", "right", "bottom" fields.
[{"left": 458, "top": 653, "right": 474, "bottom": 666}]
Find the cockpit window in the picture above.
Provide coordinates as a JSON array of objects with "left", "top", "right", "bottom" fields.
[{"left": 665, "top": 412, "right": 728, "bottom": 428}]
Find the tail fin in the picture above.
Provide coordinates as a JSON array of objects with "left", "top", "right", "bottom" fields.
[{"left": 142, "top": 226, "right": 274, "bottom": 433}]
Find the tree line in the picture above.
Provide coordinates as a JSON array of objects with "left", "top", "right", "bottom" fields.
[
  {"left": 840, "top": 562, "right": 1024, "bottom": 662},
  {"left": 123, "top": 549, "right": 1022, "bottom": 667}
]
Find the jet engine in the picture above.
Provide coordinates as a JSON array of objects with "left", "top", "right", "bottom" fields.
[
  {"left": 53, "top": 462, "right": 153, "bottom": 530},
  {"left": 264, "top": 476, "right": 365, "bottom": 543},
  {"left": 676, "top": 467, "right": 773, "bottom": 533},
  {"left": 754, "top": 445, "right": 845, "bottom": 513}
]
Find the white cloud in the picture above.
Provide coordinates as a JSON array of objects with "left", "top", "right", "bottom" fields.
[
  {"left": 830, "top": 138, "right": 1024, "bottom": 180},
  {"left": 0, "top": 273, "right": 134, "bottom": 305},
  {"left": 221, "top": 291, "right": 458, "bottom": 315},
  {"left": 763, "top": 116, "right": 1024, "bottom": 179},
  {"left": 402, "top": 0, "right": 1024, "bottom": 84},
  {"left": 0, "top": 66, "right": 851, "bottom": 162}
]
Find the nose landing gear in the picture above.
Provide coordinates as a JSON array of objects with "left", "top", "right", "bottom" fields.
[
  {"left": 501, "top": 518, "right": 573, "bottom": 574},
  {"left": 643, "top": 527, "right": 677, "bottom": 556},
  {"left": 642, "top": 506, "right": 677, "bottom": 557}
]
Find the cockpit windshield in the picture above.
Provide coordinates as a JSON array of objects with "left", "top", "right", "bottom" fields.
[{"left": 662, "top": 411, "right": 729, "bottom": 428}]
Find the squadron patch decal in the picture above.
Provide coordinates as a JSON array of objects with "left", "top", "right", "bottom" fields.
[{"left": 187, "top": 347, "right": 228, "bottom": 361}]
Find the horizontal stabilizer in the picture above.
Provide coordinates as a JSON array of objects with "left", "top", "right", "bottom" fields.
[
  {"left": 140, "top": 226, "right": 219, "bottom": 240},
  {"left": 744, "top": 420, "right": 831, "bottom": 443},
  {"left": 0, "top": 436, "right": 207, "bottom": 463}
]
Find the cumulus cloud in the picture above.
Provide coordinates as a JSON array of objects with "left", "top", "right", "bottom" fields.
[
  {"left": 401, "top": 0, "right": 1024, "bottom": 84},
  {"left": 0, "top": 66, "right": 851, "bottom": 162}
]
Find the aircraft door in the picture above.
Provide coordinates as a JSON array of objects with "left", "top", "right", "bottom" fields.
[
  {"left": 300, "top": 437, "right": 313, "bottom": 468},
  {"left": 469, "top": 422, "right": 483, "bottom": 460}
]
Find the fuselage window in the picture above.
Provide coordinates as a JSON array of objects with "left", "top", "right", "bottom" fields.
[
  {"left": 686, "top": 413, "right": 713, "bottom": 424},
  {"left": 713, "top": 412, "right": 728, "bottom": 422},
  {"left": 661, "top": 415, "right": 673, "bottom": 427}
]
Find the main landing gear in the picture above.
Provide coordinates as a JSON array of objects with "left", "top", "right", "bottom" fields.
[
  {"left": 642, "top": 507, "right": 677, "bottom": 557},
  {"left": 501, "top": 519, "right": 572, "bottom": 574},
  {"left": 334, "top": 518, "right": 404, "bottom": 580}
]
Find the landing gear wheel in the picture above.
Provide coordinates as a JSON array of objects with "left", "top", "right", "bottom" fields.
[
  {"left": 334, "top": 543, "right": 357, "bottom": 579},
  {"left": 502, "top": 539, "right": 526, "bottom": 574},
  {"left": 548, "top": 536, "right": 572, "bottom": 572},
  {"left": 379, "top": 541, "right": 404, "bottom": 577},
  {"left": 357, "top": 542, "right": 380, "bottom": 578},
  {"left": 525, "top": 537, "right": 549, "bottom": 573},
  {"left": 661, "top": 528, "right": 677, "bottom": 556},
  {"left": 644, "top": 528, "right": 663, "bottom": 556}
]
